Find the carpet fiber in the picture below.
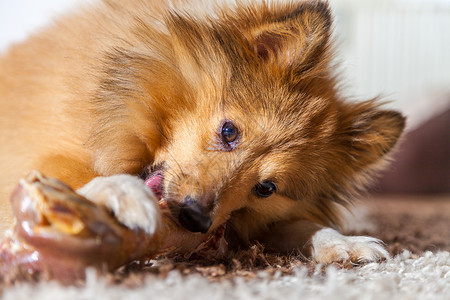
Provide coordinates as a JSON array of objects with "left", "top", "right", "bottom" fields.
[{"left": 1, "top": 196, "right": 449, "bottom": 299}]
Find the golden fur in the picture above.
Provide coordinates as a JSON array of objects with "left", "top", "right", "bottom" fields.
[{"left": 0, "top": 0, "right": 404, "bottom": 255}]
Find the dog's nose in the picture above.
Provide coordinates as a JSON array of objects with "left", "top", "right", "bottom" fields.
[{"left": 178, "top": 197, "right": 212, "bottom": 234}]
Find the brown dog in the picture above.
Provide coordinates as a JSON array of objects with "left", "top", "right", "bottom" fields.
[{"left": 0, "top": 0, "right": 404, "bottom": 263}]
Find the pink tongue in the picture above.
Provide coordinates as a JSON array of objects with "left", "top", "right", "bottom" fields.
[{"left": 144, "top": 172, "right": 163, "bottom": 200}]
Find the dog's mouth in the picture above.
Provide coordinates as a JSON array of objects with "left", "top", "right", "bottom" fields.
[
  {"left": 144, "top": 171, "right": 164, "bottom": 201},
  {"left": 142, "top": 169, "right": 225, "bottom": 237},
  {"left": 143, "top": 169, "right": 181, "bottom": 224}
]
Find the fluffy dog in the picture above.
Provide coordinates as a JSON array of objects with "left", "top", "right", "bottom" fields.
[{"left": 0, "top": 0, "right": 405, "bottom": 263}]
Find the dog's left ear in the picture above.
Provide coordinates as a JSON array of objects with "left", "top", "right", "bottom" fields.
[
  {"left": 242, "top": 1, "right": 332, "bottom": 74},
  {"left": 341, "top": 104, "right": 406, "bottom": 167}
]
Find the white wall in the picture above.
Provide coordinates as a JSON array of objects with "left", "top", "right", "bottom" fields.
[
  {"left": 0, "top": 0, "right": 92, "bottom": 52},
  {"left": 330, "top": 0, "right": 450, "bottom": 129}
]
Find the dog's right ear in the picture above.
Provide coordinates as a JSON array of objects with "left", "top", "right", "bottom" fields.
[{"left": 239, "top": 1, "right": 333, "bottom": 75}]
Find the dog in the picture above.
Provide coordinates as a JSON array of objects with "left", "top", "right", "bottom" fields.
[{"left": 0, "top": 0, "right": 405, "bottom": 263}]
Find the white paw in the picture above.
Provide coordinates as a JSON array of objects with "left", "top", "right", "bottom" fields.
[
  {"left": 77, "top": 175, "right": 161, "bottom": 235},
  {"left": 311, "top": 228, "right": 389, "bottom": 264}
]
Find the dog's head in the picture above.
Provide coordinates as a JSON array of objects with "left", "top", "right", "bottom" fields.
[{"left": 92, "top": 1, "right": 405, "bottom": 237}]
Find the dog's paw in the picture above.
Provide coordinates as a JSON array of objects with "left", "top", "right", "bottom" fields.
[
  {"left": 77, "top": 175, "right": 161, "bottom": 235},
  {"left": 311, "top": 228, "right": 389, "bottom": 264}
]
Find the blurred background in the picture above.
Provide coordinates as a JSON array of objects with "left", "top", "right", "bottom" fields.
[
  {"left": 0, "top": 0, "right": 449, "bottom": 195},
  {"left": 330, "top": 0, "right": 450, "bottom": 195}
]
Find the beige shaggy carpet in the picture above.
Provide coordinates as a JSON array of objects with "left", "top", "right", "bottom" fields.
[{"left": 1, "top": 196, "right": 449, "bottom": 300}]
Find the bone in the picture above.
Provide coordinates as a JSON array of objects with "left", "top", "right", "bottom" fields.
[{"left": 0, "top": 172, "right": 227, "bottom": 284}]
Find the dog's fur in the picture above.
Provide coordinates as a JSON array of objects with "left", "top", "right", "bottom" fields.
[{"left": 0, "top": 0, "right": 405, "bottom": 260}]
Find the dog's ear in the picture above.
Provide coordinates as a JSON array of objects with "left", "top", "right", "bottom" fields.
[
  {"left": 340, "top": 103, "right": 406, "bottom": 168},
  {"left": 243, "top": 1, "right": 332, "bottom": 74}
]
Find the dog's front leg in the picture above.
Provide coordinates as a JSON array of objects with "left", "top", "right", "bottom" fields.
[
  {"left": 77, "top": 175, "right": 161, "bottom": 235},
  {"left": 258, "top": 220, "right": 389, "bottom": 264}
]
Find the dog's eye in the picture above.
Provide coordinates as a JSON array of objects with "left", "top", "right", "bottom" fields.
[
  {"left": 254, "top": 181, "right": 278, "bottom": 198},
  {"left": 221, "top": 121, "right": 238, "bottom": 144}
]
